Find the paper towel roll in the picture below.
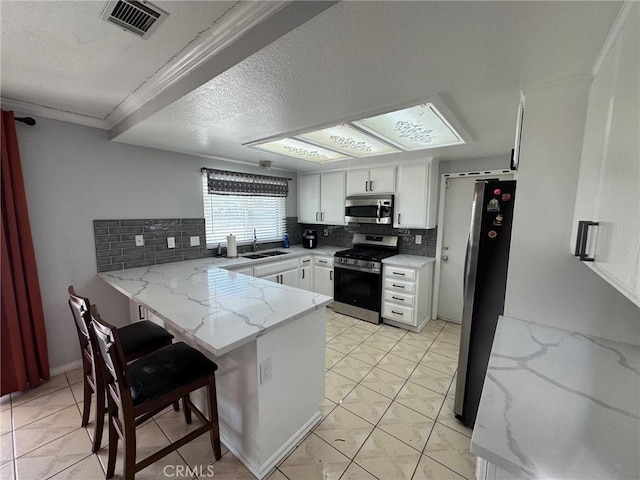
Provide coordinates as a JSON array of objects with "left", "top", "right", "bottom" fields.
[{"left": 226, "top": 234, "right": 237, "bottom": 258}]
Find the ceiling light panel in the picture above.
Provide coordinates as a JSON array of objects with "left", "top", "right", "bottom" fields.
[
  {"left": 252, "top": 138, "right": 349, "bottom": 163},
  {"left": 353, "top": 103, "right": 465, "bottom": 150},
  {"left": 296, "top": 123, "right": 399, "bottom": 157}
]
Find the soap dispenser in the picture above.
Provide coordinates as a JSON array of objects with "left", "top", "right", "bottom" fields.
[{"left": 283, "top": 233, "right": 290, "bottom": 248}]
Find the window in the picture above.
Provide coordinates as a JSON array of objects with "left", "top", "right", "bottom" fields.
[{"left": 202, "top": 171, "right": 287, "bottom": 246}]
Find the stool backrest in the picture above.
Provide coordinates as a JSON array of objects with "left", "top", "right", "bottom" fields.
[
  {"left": 68, "top": 286, "right": 97, "bottom": 368},
  {"left": 90, "top": 306, "right": 133, "bottom": 407}
]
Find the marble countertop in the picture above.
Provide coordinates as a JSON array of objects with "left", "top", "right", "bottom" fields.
[
  {"left": 99, "top": 258, "right": 332, "bottom": 357},
  {"left": 382, "top": 254, "right": 436, "bottom": 268},
  {"left": 471, "top": 315, "right": 640, "bottom": 479}
]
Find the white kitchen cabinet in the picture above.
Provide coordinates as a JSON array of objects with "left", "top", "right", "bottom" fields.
[
  {"left": 254, "top": 258, "right": 301, "bottom": 288},
  {"left": 298, "top": 171, "right": 346, "bottom": 224},
  {"left": 394, "top": 162, "right": 435, "bottom": 229},
  {"left": 382, "top": 262, "right": 433, "bottom": 331},
  {"left": 347, "top": 166, "right": 396, "bottom": 195},
  {"left": 571, "top": 3, "right": 639, "bottom": 307},
  {"left": 313, "top": 255, "right": 334, "bottom": 299},
  {"left": 300, "top": 255, "right": 312, "bottom": 291},
  {"left": 298, "top": 174, "right": 322, "bottom": 223}
]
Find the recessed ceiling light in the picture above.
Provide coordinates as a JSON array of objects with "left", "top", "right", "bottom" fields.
[
  {"left": 252, "top": 138, "right": 349, "bottom": 163},
  {"left": 247, "top": 98, "right": 467, "bottom": 162},
  {"left": 353, "top": 102, "right": 465, "bottom": 150},
  {"left": 296, "top": 124, "right": 398, "bottom": 157}
]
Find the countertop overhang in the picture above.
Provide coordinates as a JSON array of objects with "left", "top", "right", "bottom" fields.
[{"left": 471, "top": 315, "right": 640, "bottom": 479}]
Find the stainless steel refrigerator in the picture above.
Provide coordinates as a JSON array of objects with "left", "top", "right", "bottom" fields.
[{"left": 454, "top": 179, "right": 517, "bottom": 427}]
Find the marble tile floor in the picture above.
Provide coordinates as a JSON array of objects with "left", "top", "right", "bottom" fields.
[{"left": 0, "top": 310, "right": 473, "bottom": 480}]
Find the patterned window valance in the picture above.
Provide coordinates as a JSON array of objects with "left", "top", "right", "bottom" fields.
[{"left": 202, "top": 168, "right": 289, "bottom": 197}]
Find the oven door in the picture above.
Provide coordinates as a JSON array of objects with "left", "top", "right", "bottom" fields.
[{"left": 333, "top": 266, "right": 382, "bottom": 314}]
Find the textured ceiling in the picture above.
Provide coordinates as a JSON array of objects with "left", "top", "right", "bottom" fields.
[
  {"left": 0, "top": 1, "right": 237, "bottom": 121},
  {"left": 1, "top": 1, "right": 623, "bottom": 172}
]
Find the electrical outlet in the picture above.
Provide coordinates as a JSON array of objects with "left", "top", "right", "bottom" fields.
[
  {"left": 167, "top": 237, "right": 175, "bottom": 249},
  {"left": 260, "top": 358, "right": 272, "bottom": 384},
  {"left": 190, "top": 236, "right": 200, "bottom": 246},
  {"left": 415, "top": 234, "right": 422, "bottom": 244},
  {"left": 135, "top": 235, "right": 144, "bottom": 246},
  {"left": 323, "top": 228, "right": 329, "bottom": 236}
]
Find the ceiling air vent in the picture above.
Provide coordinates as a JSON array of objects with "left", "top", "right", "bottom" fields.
[{"left": 101, "top": 0, "right": 169, "bottom": 39}]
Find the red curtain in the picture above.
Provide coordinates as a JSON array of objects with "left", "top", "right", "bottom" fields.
[{"left": 1, "top": 110, "right": 50, "bottom": 395}]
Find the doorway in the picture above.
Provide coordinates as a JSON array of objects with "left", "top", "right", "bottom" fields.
[{"left": 433, "top": 170, "right": 514, "bottom": 323}]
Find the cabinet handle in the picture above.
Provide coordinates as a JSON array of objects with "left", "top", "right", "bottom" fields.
[
  {"left": 392, "top": 296, "right": 404, "bottom": 301},
  {"left": 365, "top": 181, "right": 369, "bottom": 192},
  {"left": 321, "top": 212, "right": 325, "bottom": 221},
  {"left": 138, "top": 305, "right": 144, "bottom": 320},
  {"left": 369, "top": 180, "right": 374, "bottom": 191},
  {"left": 302, "top": 269, "right": 305, "bottom": 279},
  {"left": 575, "top": 220, "right": 599, "bottom": 262},
  {"left": 316, "top": 212, "right": 319, "bottom": 221},
  {"left": 392, "top": 271, "right": 405, "bottom": 276},
  {"left": 319, "top": 259, "right": 327, "bottom": 264},
  {"left": 398, "top": 213, "right": 401, "bottom": 225},
  {"left": 392, "top": 284, "right": 405, "bottom": 288},
  {"left": 391, "top": 310, "right": 404, "bottom": 316},
  {"left": 330, "top": 271, "right": 333, "bottom": 281},
  {"left": 303, "top": 259, "right": 310, "bottom": 263}
]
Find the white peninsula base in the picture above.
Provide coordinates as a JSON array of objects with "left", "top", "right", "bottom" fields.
[{"left": 144, "top": 304, "right": 325, "bottom": 479}]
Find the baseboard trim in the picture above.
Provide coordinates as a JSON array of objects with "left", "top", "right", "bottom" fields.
[
  {"left": 50, "top": 359, "right": 82, "bottom": 377},
  {"left": 220, "top": 410, "right": 322, "bottom": 479}
]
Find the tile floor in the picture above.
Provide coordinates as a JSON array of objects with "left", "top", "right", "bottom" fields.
[{"left": 0, "top": 309, "right": 474, "bottom": 480}]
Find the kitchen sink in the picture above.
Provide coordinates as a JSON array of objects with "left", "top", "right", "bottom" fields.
[
  {"left": 242, "top": 253, "right": 269, "bottom": 259},
  {"left": 261, "top": 251, "right": 289, "bottom": 256}
]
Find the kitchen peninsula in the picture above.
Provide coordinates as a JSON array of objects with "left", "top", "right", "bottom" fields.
[{"left": 99, "top": 258, "right": 332, "bottom": 479}]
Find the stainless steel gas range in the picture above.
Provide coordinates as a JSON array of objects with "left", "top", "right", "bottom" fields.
[{"left": 333, "top": 234, "right": 398, "bottom": 324}]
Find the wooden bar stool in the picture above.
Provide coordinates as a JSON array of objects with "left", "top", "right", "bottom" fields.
[
  {"left": 68, "top": 286, "right": 174, "bottom": 453},
  {"left": 90, "top": 306, "right": 222, "bottom": 480}
]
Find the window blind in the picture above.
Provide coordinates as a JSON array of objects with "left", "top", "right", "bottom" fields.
[{"left": 202, "top": 173, "right": 286, "bottom": 246}]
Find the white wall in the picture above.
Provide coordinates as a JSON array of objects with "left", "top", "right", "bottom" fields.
[
  {"left": 504, "top": 77, "right": 640, "bottom": 345},
  {"left": 15, "top": 116, "right": 297, "bottom": 370}
]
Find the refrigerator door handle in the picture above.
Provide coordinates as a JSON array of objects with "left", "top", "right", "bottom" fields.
[{"left": 454, "top": 181, "right": 485, "bottom": 420}]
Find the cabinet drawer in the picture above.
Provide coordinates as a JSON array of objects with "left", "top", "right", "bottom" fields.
[
  {"left": 382, "top": 301, "right": 414, "bottom": 324},
  {"left": 385, "top": 266, "right": 416, "bottom": 281},
  {"left": 314, "top": 256, "right": 334, "bottom": 267},
  {"left": 254, "top": 258, "right": 300, "bottom": 277},
  {"left": 383, "top": 277, "right": 415, "bottom": 294},
  {"left": 383, "top": 290, "right": 415, "bottom": 307}
]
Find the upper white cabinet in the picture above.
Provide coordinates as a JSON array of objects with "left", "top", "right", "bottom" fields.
[
  {"left": 572, "top": 3, "right": 639, "bottom": 307},
  {"left": 347, "top": 167, "right": 396, "bottom": 195},
  {"left": 298, "top": 171, "right": 346, "bottom": 224},
  {"left": 394, "top": 162, "right": 435, "bottom": 229}
]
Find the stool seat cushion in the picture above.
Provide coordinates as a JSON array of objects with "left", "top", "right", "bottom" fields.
[
  {"left": 129, "top": 342, "right": 218, "bottom": 405},
  {"left": 119, "top": 321, "right": 174, "bottom": 356}
]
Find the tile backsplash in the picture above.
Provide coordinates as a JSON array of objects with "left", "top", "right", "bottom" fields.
[
  {"left": 94, "top": 216, "right": 436, "bottom": 272},
  {"left": 297, "top": 221, "right": 437, "bottom": 257},
  {"left": 94, "top": 219, "right": 206, "bottom": 272}
]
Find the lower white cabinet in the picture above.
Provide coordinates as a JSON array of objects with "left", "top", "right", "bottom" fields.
[
  {"left": 254, "top": 258, "right": 301, "bottom": 288},
  {"left": 300, "top": 256, "right": 312, "bottom": 291},
  {"left": 382, "top": 262, "right": 433, "bottom": 331},
  {"left": 313, "top": 255, "right": 334, "bottom": 298}
]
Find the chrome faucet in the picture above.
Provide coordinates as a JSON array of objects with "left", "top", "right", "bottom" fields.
[{"left": 252, "top": 228, "right": 257, "bottom": 252}]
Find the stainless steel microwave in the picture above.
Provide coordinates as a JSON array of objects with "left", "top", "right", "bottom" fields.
[{"left": 345, "top": 195, "right": 394, "bottom": 224}]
